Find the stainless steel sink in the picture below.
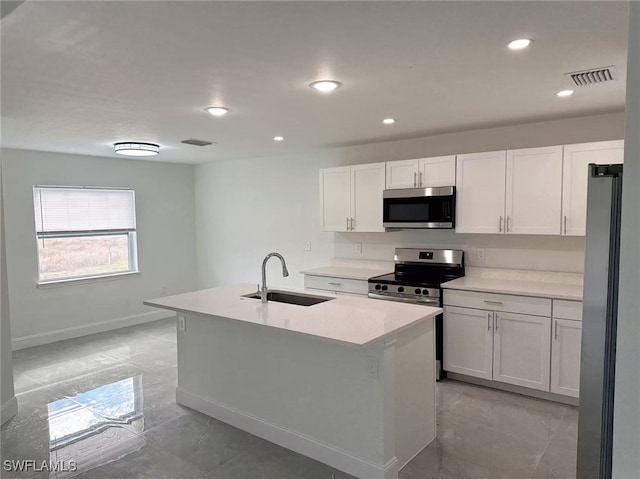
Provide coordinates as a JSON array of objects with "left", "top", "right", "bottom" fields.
[{"left": 242, "top": 290, "right": 334, "bottom": 307}]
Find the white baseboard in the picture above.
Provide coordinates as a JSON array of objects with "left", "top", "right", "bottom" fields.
[
  {"left": 12, "top": 310, "right": 175, "bottom": 350},
  {"left": 1, "top": 396, "right": 18, "bottom": 425},
  {"left": 176, "top": 387, "right": 398, "bottom": 479}
]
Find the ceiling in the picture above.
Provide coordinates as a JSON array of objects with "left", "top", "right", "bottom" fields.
[{"left": 1, "top": 1, "right": 629, "bottom": 164}]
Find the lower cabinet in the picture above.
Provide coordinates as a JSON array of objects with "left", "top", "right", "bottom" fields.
[
  {"left": 303, "top": 274, "right": 368, "bottom": 297},
  {"left": 444, "top": 306, "right": 551, "bottom": 391},
  {"left": 550, "top": 318, "right": 582, "bottom": 398},
  {"left": 443, "top": 291, "right": 582, "bottom": 399},
  {"left": 443, "top": 306, "right": 493, "bottom": 380},
  {"left": 493, "top": 312, "right": 551, "bottom": 391}
]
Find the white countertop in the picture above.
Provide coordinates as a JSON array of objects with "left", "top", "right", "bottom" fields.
[
  {"left": 442, "top": 277, "right": 583, "bottom": 301},
  {"left": 300, "top": 265, "right": 391, "bottom": 281},
  {"left": 145, "top": 284, "right": 441, "bottom": 346}
]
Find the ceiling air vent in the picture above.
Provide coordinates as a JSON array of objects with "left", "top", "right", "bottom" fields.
[
  {"left": 181, "top": 139, "right": 214, "bottom": 147},
  {"left": 565, "top": 66, "right": 618, "bottom": 87}
]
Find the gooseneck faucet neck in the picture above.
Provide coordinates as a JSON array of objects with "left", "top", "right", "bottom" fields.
[{"left": 261, "top": 253, "right": 289, "bottom": 303}]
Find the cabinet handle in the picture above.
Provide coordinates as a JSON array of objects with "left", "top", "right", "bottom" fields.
[
  {"left": 413, "top": 172, "right": 417, "bottom": 188},
  {"left": 328, "top": 282, "right": 342, "bottom": 286},
  {"left": 564, "top": 216, "right": 568, "bottom": 235},
  {"left": 487, "top": 312, "right": 491, "bottom": 330},
  {"left": 346, "top": 217, "right": 350, "bottom": 231},
  {"left": 506, "top": 216, "right": 511, "bottom": 232},
  {"left": 499, "top": 216, "right": 503, "bottom": 232},
  {"left": 419, "top": 171, "right": 423, "bottom": 187},
  {"left": 495, "top": 313, "right": 499, "bottom": 330},
  {"left": 554, "top": 320, "right": 558, "bottom": 340},
  {"left": 350, "top": 217, "right": 355, "bottom": 230},
  {"left": 484, "top": 300, "right": 503, "bottom": 306}
]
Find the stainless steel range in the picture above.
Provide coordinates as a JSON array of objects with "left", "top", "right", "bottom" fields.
[{"left": 368, "top": 248, "right": 465, "bottom": 380}]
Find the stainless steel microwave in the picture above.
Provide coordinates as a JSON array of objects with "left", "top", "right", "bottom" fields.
[{"left": 382, "top": 186, "right": 455, "bottom": 230}]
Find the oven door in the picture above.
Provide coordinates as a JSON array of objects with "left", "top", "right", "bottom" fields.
[{"left": 383, "top": 186, "right": 455, "bottom": 229}]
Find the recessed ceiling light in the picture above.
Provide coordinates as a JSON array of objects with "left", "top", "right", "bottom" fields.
[
  {"left": 114, "top": 142, "right": 159, "bottom": 157},
  {"left": 556, "top": 89, "right": 574, "bottom": 97},
  {"left": 204, "top": 106, "right": 231, "bottom": 116},
  {"left": 507, "top": 38, "right": 533, "bottom": 50},
  {"left": 309, "top": 80, "right": 342, "bottom": 92},
  {"left": 273, "top": 136, "right": 285, "bottom": 142},
  {"left": 383, "top": 118, "right": 396, "bottom": 125}
]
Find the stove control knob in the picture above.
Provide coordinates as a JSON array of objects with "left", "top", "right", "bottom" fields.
[
  {"left": 415, "top": 288, "right": 421, "bottom": 295},
  {"left": 375, "top": 284, "right": 381, "bottom": 290},
  {"left": 422, "top": 289, "right": 429, "bottom": 295},
  {"left": 397, "top": 287, "right": 404, "bottom": 293},
  {"left": 381, "top": 285, "right": 388, "bottom": 291}
]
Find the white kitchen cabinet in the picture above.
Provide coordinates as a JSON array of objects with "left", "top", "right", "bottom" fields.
[
  {"left": 304, "top": 274, "right": 369, "bottom": 296},
  {"left": 492, "top": 312, "right": 551, "bottom": 391},
  {"left": 319, "top": 166, "right": 351, "bottom": 231},
  {"left": 385, "top": 159, "right": 420, "bottom": 189},
  {"left": 550, "top": 318, "right": 582, "bottom": 398},
  {"left": 562, "top": 140, "right": 624, "bottom": 236},
  {"left": 319, "top": 163, "right": 385, "bottom": 232},
  {"left": 386, "top": 156, "right": 456, "bottom": 189},
  {"left": 443, "top": 306, "right": 493, "bottom": 380},
  {"left": 506, "top": 146, "right": 563, "bottom": 235},
  {"left": 455, "top": 151, "right": 506, "bottom": 233},
  {"left": 350, "top": 163, "right": 386, "bottom": 232}
]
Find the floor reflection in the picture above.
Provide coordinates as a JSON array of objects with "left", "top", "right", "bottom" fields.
[{"left": 48, "top": 375, "right": 145, "bottom": 478}]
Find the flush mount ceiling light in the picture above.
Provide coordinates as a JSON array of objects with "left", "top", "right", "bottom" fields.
[
  {"left": 114, "top": 142, "right": 159, "bottom": 157},
  {"left": 309, "top": 80, "right": 342, "bottom": 92},
  {"left": 382, "top": 118, "right": 396, "bottom": 125},
  {"left": 204, "top": 106, "right": 231, "bottom": 116},
  {"left": 556, "top": 89, "right": 575, "bottom": 97},
  {"left": 507, "top": 38, "right": 533, "bottom": 50},
  {"left": 273, "top": 136, "right": 285, "bottom": 142}
]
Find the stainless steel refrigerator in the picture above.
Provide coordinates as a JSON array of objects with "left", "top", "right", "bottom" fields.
[{"left": 577, "top": 163, "right": 623, "bottom": 479}]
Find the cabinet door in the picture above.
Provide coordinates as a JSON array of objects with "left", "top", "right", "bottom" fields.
[
  {"left": 505, "top": 146, "right": 563, "bottom": 235},
  {"left": 562, "top": 140, "right": 624, "bottom": 236},
  {"left": 493, "top": 312, "right": 551, "bottom": 391},
  {"left": 550, "top": 319, "right": 582, "bottom": 398},
  {"left": 455, "top": 151, "right": 507, "bottom": 234},
  {"left": 319, "top": 167, "right": 351, "bottom": 232},
  {"left": 351, "top": 163, "right": 386, "bottom": 232},
  {"left": 443, "top": 306, "right": 493, "bottom": 380},
  {"left": 419, "top": 156, "right": 456, "bottom": 187},
  {"left": 385, "top": 159, "right": 420, "bottom": 189}
]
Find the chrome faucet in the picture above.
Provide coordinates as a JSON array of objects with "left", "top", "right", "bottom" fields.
[{"left": 261, "top": 252, "right": 289, "bottom": 303}]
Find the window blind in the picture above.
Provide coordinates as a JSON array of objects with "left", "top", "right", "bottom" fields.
[{"left": 33, "top": 186, "right": 136, "bottom": 235}]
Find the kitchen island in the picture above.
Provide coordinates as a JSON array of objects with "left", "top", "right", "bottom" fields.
[{"left": 144, "top": 284, "right": 441, "bottom": 479}]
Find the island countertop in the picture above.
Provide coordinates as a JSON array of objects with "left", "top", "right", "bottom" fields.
[{"left": 144, "top": 283, "right": 441, "bottom": 346}]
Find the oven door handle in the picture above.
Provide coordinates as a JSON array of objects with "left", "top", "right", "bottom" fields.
[{"left": 368, "top": 293, "right": 440, "bottom": 306}]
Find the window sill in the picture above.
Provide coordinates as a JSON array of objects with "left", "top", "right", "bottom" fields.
[{"left": 37, "top": 271, "right": 141, "bottom": 289}]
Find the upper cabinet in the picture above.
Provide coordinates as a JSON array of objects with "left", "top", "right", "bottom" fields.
[
  {"left": 386, "top": 156, "right": 456, "bottom": 189},
  {"left": 562, "top": 140, "right": 624, "bottom": 236},
  {"left": 506, "top": 146, "right": 563, "bottom": 235},
  {"left": 455, "top": 150, "right": 507, "bottom": 234},
  {"left": 456, "top": 146, "right": 563, "bottom": 235},
  {"left": 319, "top": 163, "right": 385, "bottom": 232}
]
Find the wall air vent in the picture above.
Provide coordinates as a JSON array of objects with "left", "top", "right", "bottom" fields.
[
  {"left": 565, "top": 66, "right": 618, "bottom": 87},
  {"left": 181, "top": 139, "right": 214, "bottom": 147}
]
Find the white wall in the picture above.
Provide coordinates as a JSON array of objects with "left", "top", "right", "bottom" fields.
[
  {"left": 1, "top": 164, "right": 17, "bottom": 424},
  {"left": 1, "top": 149, "right": 197, "bottom": 348},
  {"left": 613, "top": 2, "right": 640, "bottom": 476},
  {"left": 195, "top": 112, "right": 624, "bottom": 289}
]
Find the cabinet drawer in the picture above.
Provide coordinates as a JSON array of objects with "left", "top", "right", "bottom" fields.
[
  {"left": 443, "top": 289, "right": 551, "bottom": 317},
  {"left": 304, "top": 275, "right": 369, "bottom": 295},
  {"left": 553, "top": 300, "right": 583, "bottom": 321}
]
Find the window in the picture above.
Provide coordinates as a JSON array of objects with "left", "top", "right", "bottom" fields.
[{"left": 33, "top": 186, "right": 138, "bottom": 284}]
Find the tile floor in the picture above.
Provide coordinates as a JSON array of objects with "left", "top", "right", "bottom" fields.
[{"left": 1, "top": 318, "right": 578, "bottom": 479}]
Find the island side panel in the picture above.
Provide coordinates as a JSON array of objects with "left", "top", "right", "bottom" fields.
[
  {"left": 393, "top": 319, "right": 436, "bottom": 469},
  {"left": 175, "top": 313, "right": 394, "bottom": 479}
]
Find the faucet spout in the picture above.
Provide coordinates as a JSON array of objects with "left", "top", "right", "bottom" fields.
[{"left": 261, "top": 252, "right": 289, "bottom": 303}]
